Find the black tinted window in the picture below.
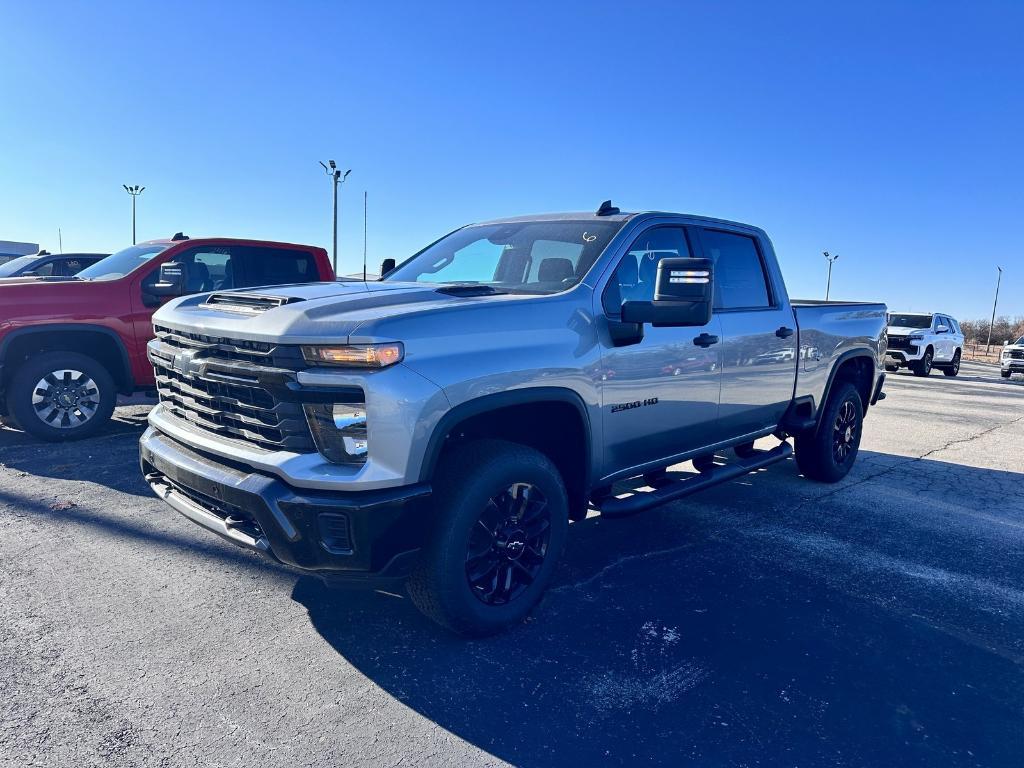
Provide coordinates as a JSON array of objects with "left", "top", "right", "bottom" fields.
[
  {"left": 700, "top": 230, "right": 771, "bottom": 309},
  {"left": 603, "top": 227, "right": 690, "bottom": 313},
  {"left": 232, "top": 247, "right": 316, "bottom": 287}
]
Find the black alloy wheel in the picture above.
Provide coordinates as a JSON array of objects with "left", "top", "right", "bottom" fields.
[
  {"left": 465, "top": 482, "right": 551, "bottom": 606},
  {"left": 832, "top": 399, "right": 859, "bottom": 466}
]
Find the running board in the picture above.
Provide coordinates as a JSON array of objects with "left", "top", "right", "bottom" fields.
[{"left": 596, "top": 441, "right": 793, "bottom": 518}]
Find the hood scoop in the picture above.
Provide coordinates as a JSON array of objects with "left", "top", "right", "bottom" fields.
[
  {"left": 434, "top": 284, "right": 503, "bottom": 297},
  {"left": 204, "top": 292, "right": 306, "bottom": 313}
]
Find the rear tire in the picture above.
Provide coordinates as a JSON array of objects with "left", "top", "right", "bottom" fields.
[
  {"left": 911, "top": 348, "right": 933, "bottom": 377},
  {"left": 942, "top": 349, "right": 961, "bottom": 377},
  {"left": 408, "top": 439, "right": 568, "bottom": 636},
  {"left": 6, "top": 352, "right": 116, "bottom": 442},
  {"left": 794, "top": 382, "right": 864, "bottom": 483}
]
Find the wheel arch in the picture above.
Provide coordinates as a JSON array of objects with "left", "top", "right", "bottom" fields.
[
  {"left": 820, "top": 350, "right": 876, "bottom": 419},
  {"left": 0, "top": 324, "right": 134, "bottom": 393},
  {"left": 420, "top": 388, "right": 593, "bottom": 521}
]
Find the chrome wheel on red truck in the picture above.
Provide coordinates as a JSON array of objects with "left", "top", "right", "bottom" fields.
[{"left": 6, "top": 352, "right": 116, "bottom": 441}]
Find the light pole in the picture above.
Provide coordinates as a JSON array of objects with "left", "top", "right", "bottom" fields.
[
  {"left": 123, "top": 185, "right": 144, "bottom": 244},
  {"left": 986, "top": 266, "right": 1004, "bottom": 353},
  {"left": 823, "top": 251, "right": 840, "bottom": 300},
  {"left": 319, "top": 161, "right": 351, "bottom": 273}
]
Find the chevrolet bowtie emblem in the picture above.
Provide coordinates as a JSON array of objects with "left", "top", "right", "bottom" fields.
[{"left": 171, "top": 349, "right": 206, "bottom": 379}]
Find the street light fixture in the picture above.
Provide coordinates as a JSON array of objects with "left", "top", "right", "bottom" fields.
[
  {"left": 823, "top": 251, "right": 840, "bottom": 301},
  {"left": 123, "top": 184, "right": 145, "bottom": 244},
  {"left": 986, "top": 266, "right": 1004, "bottom": 353},
  {"left": 319, "top": 161, "right": 351, "bottom": 273}
]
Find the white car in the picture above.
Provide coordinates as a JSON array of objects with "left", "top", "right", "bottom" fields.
[
  {"left": 1001, "top": 336, "right": 1024, "bottom": 379},
  {"left": 885, "top": 312, "right": 964, "bottom": 377}
]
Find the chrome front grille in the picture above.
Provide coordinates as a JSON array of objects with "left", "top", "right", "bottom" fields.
[{"left": 149, "top": 326, "right": 314, "bottom": 452}]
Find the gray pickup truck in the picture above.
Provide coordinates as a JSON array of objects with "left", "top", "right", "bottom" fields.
[{"left": 139, "top": 204, "right": 887, "bottom": 635}]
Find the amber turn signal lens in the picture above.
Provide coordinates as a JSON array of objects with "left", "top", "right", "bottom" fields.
[{"left": 302, "top": 343, "right": 404, "bottom": 368}]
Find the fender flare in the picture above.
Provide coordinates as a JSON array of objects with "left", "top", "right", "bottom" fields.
[
  {"left": 819, "top": 349, "right": 877, "bottom": 413},
  {"left": 417, "top": 386, "right": 594, "bottom": 486},
  {"left": 0, "top": 323, "right": 135, "bottom": 391}
]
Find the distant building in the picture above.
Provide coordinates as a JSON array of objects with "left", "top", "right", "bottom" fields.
[{"left": 0, "top": 240, "right": 40, "bottom": 263}]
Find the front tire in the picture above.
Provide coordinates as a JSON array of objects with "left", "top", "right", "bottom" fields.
[
  {"left": 794, "top": 382, "right": 864, "bottom": 483},
  {"left": 911, "top": 348, "right": 933, "bottom": 377},
  {"left": 1002, "top": 370, "right": 1012, "bottom": 379},
  {"left": 943, "top": 349, "right": 961, "bottom": 377},
  {"left": 408, "top": 439, "right": 568, "bottom": 636},
  {"left": 6, "top": 352, "right": 116, "bottom": 441}
]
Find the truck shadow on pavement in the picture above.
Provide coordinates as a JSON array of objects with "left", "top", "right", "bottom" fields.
[
  {"left": 292, "top": 452, "right": 1024, "bottom": 767},
  {"left": 0, "top": 408, "right": 153, "bottom": 497}
]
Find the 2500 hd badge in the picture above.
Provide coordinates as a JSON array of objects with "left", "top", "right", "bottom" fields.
[{"left": 611, "top": 397, "right": 659, "bottom": 413}]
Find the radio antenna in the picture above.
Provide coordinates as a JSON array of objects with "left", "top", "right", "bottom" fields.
[{"left": 362, "top": 190, "right": 368, "bottom": 281}]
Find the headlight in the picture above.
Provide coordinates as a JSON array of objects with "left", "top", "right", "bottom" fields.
[
  {"left": 304, "top": 402, "right": 368, "bottom": 464},
  {"left": 302, "top": 343, "right": 403, "bottom": 368},
  {"left": 908, "top": 333, "right": 924, "bottom": 341}
]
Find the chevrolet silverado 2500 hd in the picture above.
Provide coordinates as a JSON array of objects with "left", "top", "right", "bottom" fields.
[
  {"left": 140, "top": 205, "right": 887, "bottom": 635},
  {"left": 0, "top": 236, "right": 333, "bottom": 440}
]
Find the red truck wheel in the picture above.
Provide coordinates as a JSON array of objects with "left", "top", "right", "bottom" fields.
[{"left": 6, "top": 352, "right": 116, "bottom": 442}]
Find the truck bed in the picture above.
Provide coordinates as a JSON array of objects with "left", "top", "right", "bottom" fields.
[{"left": 791, "top": 300, "right": 888, "bottom": 411}]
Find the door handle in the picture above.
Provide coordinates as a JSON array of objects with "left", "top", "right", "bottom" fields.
[
  {"left": 693, "top": 333, "right": 719, "bottom": 348},
  {"left": 776, "top": 326, "right": 795, "bottom": 339}
]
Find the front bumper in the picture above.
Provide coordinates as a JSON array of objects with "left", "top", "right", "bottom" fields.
[
  {"left": 1002, "top": 358, "right": 1024, "bottom": 373},
  {"left": 140, "top": 427, "right": 433, "bottom": 583},
  {"left": 884, "top": 345, "right": 924, "bottom": 364}
]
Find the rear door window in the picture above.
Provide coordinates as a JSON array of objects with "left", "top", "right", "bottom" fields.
[
  {"left": 231, "top": 246, "right": 317, "bottom": 288},
  {"left": 698, "top": 229, "right": 772, "bottom": 310}
]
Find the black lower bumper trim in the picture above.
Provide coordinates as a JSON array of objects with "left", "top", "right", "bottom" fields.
[{"left": 140, "top": 427, "right": 432, "bottom": 581}]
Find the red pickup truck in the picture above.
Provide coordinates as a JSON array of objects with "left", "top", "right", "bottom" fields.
[{"left": 0, "top": 234, "right": 334, "bottom": 441}]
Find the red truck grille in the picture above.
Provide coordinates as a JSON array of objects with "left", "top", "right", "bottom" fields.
[{"left": 149, "top": 327, "right": 315, "bottom": 452}]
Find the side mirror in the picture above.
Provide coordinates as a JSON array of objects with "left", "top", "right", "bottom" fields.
[
  {"left": 621, "top": 257, "right": 713, "bottom": 327},
  {"left": 935, "top": 326, "right": 948, "bottom": 334},
  {"left": 379, "top": 258, "right": 396, "bottom": 279},
  {"left": 148, "top": 261, "right": 188, "bottom": 297}
]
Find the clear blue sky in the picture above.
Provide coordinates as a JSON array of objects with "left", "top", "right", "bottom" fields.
[{"left": 1, "top": 1, "right": 1021, "bottom": 320}]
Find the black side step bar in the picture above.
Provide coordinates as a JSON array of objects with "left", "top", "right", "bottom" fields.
[{"left": 596, "top": 441, "right": 793, "bottom": 518}]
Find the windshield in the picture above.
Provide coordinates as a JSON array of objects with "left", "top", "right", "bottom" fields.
[
  {"left": 384, "top": 219, "right": 622, "bottom": 294},
  {"left": 888, "top": 313, "right": 932, "bottom": 329},
  {"left": 76, "top": 243, "right": 170, "bottom": 281},
  {"left": 1015, "top": 336, "right": 1024, "bottom": 346},
  {"left": 0, "top": 255, "right": 38, "bottom": 277}
]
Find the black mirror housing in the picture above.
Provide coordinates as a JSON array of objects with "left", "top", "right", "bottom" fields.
[
  {"left": 148, "top": 261, "right": 188, "bottom": 297},
  {"left": 379, "top": 258, "right": 396, "bottom": 278},
  {"left": 621, "top": 257, "right": 713, "bottom": 327}
]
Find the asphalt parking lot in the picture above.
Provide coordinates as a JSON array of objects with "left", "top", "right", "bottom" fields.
[{"left": 1, "top": 361, "right": 1023, "bottom": 768}]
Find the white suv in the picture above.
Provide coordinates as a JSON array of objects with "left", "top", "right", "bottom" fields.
[
  {"left": 885, "top": 312, "right": 964, "bottom": 377},
  {"left": 1001, "top": 336, "right": 1024, "bottom": 379}
]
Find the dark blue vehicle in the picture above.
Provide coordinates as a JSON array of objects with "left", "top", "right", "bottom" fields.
[{"left": 0, "top": 251, "right": 108, "bottom": 279}]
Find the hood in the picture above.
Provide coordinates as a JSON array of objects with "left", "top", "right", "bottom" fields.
[
  {"left": 887, "top": 325, "right": 929, "bottom": 336},
  {"left": 0, "top": 275, "right": 79, "bottom": 285},
  {"left": 153, "top": 280, "right": 541, "bottom": 343}
]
